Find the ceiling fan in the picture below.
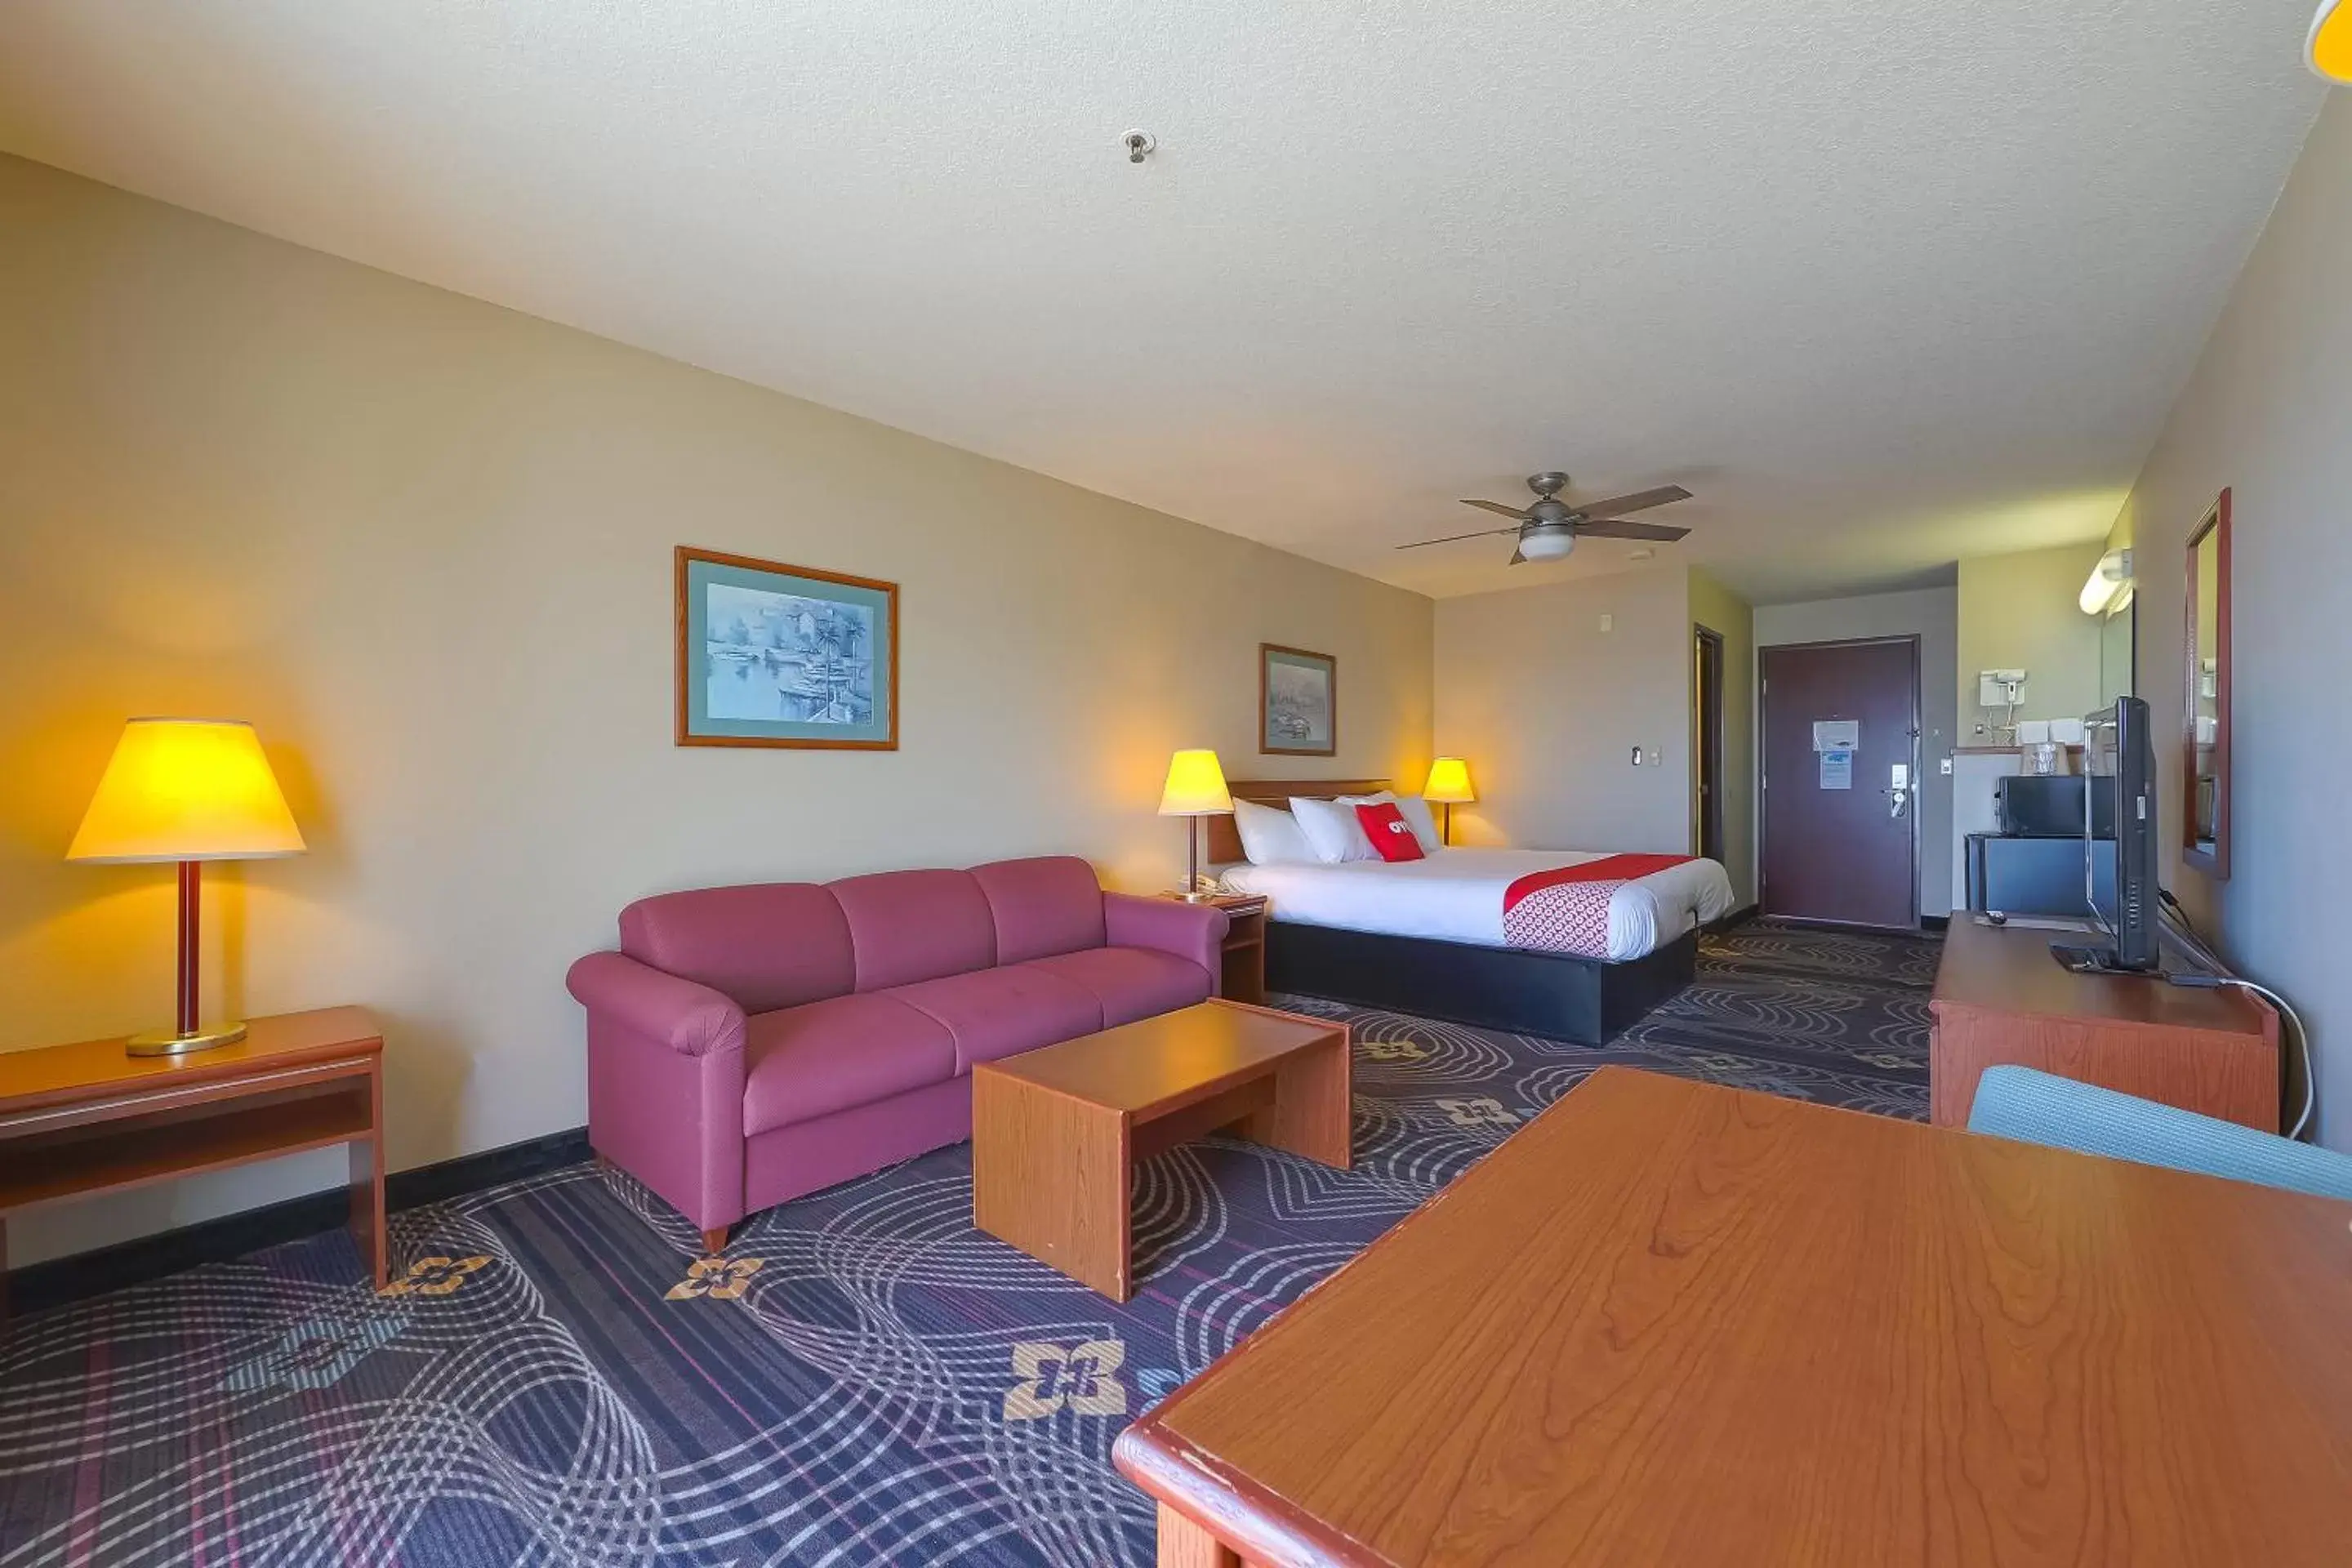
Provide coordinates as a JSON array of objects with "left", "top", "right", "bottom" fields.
[{"left": 1396, "top": 472, "right": 1694, "bottom": 565}]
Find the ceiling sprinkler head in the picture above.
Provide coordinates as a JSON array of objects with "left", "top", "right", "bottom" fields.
[{"left": 1123, "top": 130, "right": 1157, "bottom": 163}]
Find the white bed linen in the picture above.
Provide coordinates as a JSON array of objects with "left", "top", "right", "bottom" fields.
[{"left": 1220, "top": 847, "right": 1736, "bottom": 961}]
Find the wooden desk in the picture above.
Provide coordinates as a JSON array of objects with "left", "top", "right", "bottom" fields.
[
  {"left": 1930, "top": 917, "right": 2278, "bottom": 1129},
  {"left": 973, "top": 1000, "right": 1348, "bottom": 1300},
  {"left": 1115, "top": 1067, "right": 2352, "bottom": 1567},
  {"left": 0, "top": 1007, "right": 388, "bottom": 1312}
]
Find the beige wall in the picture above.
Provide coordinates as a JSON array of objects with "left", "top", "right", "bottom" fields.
[
  {"left": 1753, "top": 586, "right": 1960, "bottom": 917},
  {"left": 1955, "top": 541, "right": 2108, "bottom": 734},
  {"left": 0, "top": 154, "right": 1435, "bottom": 1263},
  {"left": 1434, "top": 568, "right": 1695, "bottom": 857},
  {"left": 1687, "top": 570, "right": 1757, "bottom": 905},
  {"left": 2109, "top": 93, "right": 2352, "bottom": 1150}
]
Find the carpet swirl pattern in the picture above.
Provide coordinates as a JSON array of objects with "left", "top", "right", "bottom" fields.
[{"left": 0, "top": 920, "right": 1935, "bottom": 1566}]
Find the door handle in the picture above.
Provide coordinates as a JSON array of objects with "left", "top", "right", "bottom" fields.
[{"left": 1882, "top": 786, "right": 1911, "bottom": 819}]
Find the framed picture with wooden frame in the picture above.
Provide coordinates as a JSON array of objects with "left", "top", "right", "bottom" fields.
[
  {"left": 675, "top": 546, "right": 899, "bottom": 750},
  {"left": 1259, "top": 643, "right": 1337, "bottom": 756}
]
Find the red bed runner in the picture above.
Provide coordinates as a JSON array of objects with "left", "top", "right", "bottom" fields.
[{"left": 1502, "top": 854, "right": 1695, "bottom": 957}]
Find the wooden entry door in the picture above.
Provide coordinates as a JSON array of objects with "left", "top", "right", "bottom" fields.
[{"left": 1761, "top": 638, "right": 1918, "bottom": 928}]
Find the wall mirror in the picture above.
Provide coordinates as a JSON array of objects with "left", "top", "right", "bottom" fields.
[{"left": 2183, "top": 490, "right": 2230, "bottom": 877}]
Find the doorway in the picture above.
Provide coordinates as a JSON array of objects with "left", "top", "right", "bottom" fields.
[
  {"left": 1693, "top": 626, "right": 1726, "bottom": 864},
  {"left": 1759, "top": 636, "right": 1919, "bottom": 929}
]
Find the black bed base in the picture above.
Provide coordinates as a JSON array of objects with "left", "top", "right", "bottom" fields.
[{"left": 1265, "top": 922, "right": 1699, "bottom": 1045}]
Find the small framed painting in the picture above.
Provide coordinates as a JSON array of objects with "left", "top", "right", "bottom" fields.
[
  {"left": 1260, "top": 644, "right": 1337, "bottom": 756},
  {"left": 675, "top": 546, "right": 898, "bottom": 749}
]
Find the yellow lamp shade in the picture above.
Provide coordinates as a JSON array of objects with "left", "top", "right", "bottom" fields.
[
  {"left": 1422, "top": 757, "right": 1476, "bottom": 804},
  {"left": 1158, "top": 748, "right": 1233, "bottom": 816},
  {"left": 2314, "top": 0, "right": 2350, "bottom": 83},
  {"left": 67, "top": 719, "right": 307, "bottom": 863}
]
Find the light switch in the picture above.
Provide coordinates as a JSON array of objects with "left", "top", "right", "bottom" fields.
[{"left": 1599, "top": 613, "right": 1614, "bottom": 633}]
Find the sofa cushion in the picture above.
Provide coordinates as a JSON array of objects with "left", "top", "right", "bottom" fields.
[
  {"left": 889, "top": 966, "right": 1104, "bottom": 1073},
  {"left": 830, "top": 868, "right": 999, "bottom": 991},
  {"left": 742, "top": 993, "right": 957, "bottom": 1136},
  {"left": 620, "top": 883, "right": 854, "bottom": 1014},
  {"left": 971, "top": 856, "right": 1108, "bottom": 964},
  {"left": 1019, "top": 947, "right": 1214, "bottom": 1028}
]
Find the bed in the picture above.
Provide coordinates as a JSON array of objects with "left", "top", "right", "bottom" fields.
[{"left": 1206, "top": 780, "right": 1737, "bottom": 1044}]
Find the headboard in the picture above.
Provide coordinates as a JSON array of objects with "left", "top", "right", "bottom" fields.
[{"left": 1205, "top": 778, "right": 1391, "bottom": 866}]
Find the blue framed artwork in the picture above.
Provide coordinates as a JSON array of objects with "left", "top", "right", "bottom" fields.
[{"left": 675, "top": 546, "right": 898, "bottom": 749}]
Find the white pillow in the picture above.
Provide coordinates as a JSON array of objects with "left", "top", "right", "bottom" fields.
[
  {"left": 1290, "top": 796, "right": 1379, "bottom": 863},
  {"left": 1231, "top": 799, "right": 1313, "bottom": 865}
]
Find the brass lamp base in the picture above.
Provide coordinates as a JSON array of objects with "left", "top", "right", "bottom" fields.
[{"left": 127, "top": 1022, "right": 248, "bottom": 1058}]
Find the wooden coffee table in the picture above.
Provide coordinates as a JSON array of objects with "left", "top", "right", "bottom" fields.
[{"left": 972, "top": 1000, "right": 1351, "bottom": 1300}]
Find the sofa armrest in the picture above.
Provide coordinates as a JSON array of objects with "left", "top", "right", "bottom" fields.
[
  {"left": 1103, "top": 893, "right": 1229, "bottom": 980},
  {"left": 565, "top": 951, "right": 747, "bottom": 1058}
]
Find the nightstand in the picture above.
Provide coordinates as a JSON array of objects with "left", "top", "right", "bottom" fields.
[{"left": 1163, "top": 893, "right": 1271, "bottom": 1006}]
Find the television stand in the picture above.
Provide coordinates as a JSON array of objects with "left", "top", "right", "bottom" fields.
[{"left": 1929, "top": 918, "right": 2278, "bottom": 1129}]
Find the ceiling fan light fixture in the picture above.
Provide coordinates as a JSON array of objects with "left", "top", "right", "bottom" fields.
[
  {"left": 1517, "top": 526, "right": 1575, "bottom": 562},
  {"left": 1402, "top": 470, "right": 1695, "bottom": 564}
]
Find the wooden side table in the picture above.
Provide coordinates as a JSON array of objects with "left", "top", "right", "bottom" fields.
[
  {"left": 0, "top": 1006, "right": 388, "bottom": 1314},
  {"left": 1162, "top": 893, "right": 1270, "bottom": 1006}
]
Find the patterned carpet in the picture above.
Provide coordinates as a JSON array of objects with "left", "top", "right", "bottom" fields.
[{"left": 0, "top": 920, "right": 1936, "bottom": 1567}]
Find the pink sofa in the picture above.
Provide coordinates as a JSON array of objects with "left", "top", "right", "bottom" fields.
[{"left": 565, "top": 856, "right": 1228, "bottom": 1248}]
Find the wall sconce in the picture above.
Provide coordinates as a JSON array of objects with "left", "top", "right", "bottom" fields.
[{"left": 2078, "top": 548, "right": 2134, "bottom": 617}]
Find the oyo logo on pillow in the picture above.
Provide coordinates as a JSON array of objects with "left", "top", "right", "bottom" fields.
[{"left": 1353, "top": 800, "right": 1426, "bottom": 862}]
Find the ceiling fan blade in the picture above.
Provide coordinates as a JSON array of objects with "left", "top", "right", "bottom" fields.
[
  {"left": 1393, "top": 526, "right": 1523, "bottom": 550},
  {"left": 1578, "top": 519, "right": 1692, "bottom": 542},
  {"left": 1459, "top": 498, "right": 1534, "bottom": 520},
  {"left": 1575, "top": 484, "right": 1691, "bottom": 517},
  {"left": 1508, "top": 548, "right": 1526, "bottom": 566}
]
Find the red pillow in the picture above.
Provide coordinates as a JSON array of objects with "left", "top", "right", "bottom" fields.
[{"left": 1353, "top": 801, "right": 1426, "bottom": 862}]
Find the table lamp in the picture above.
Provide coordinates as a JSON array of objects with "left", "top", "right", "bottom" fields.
[
  {"left": 67, "top": 719, "right": 307, "bottom": 1055},
  {"left": 2314, "top": 0, "right": 2349, "bottom": 83},
  {"left": 1423, "top": 757, "right": 1475, "bottom": 844},
  {"left": 1158, "top": 749, "right": 1232, "bottom": 902}
]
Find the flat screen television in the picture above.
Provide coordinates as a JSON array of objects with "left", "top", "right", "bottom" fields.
[{"left": 2065, "top": 695, "right": 2158, "bottom": 972}]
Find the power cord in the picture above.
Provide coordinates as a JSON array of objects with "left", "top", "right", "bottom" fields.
[{"left": 2158, "top": 891, "right": 2315, "bottom": 1141}]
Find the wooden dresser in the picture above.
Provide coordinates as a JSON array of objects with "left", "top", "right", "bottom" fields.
[{"left": 1929, "top": 918, "right": 2279, "bottom": 1129}]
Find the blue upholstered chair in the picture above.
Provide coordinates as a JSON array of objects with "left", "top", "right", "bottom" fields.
[{"left": 1967, "top": 1066, "right": 2352, "bottom": 1203}]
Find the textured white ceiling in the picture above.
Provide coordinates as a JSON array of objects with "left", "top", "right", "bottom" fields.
[{"left": 0, "top": 2, "right": 2327, "bottom": 601}]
